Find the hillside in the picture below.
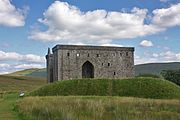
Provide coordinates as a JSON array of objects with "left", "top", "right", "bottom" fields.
[
  {"left": 135, "top": 62, "right": 180, "bottom": 76},
  {"left": 30, "top": 78, "right": 180, "bottom": 99},
  {"left": 9, "top": 68, "right": 46, "bottom": 78},
  {"left": 0, "top": 75, "right": 46, "bottom": 92}
]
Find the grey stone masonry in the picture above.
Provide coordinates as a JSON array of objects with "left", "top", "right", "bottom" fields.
[{"left": 46, "top": 45, "right": 135, "bottom": 82}]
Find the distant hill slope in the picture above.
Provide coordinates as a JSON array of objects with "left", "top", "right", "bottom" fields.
[
  {"left": 8, "top": 62, "right": 180, "bottom": 77},
  {"left": 135, "top": 62, "right": 180, "bottom": 76},
  {"left": 9, "top": 68, "right": 46, "bottom": 78},
  {"left": 0, "top": 75, "right": 46, "bottom": 92}
]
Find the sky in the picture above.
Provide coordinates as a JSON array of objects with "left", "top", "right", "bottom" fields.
[{"left": 0, "top": 0, "right": 180, "bottom": 74}]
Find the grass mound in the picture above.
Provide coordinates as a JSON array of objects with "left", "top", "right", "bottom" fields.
[{"left": 30, "top": 77, "right": 180, "bottom": 99}]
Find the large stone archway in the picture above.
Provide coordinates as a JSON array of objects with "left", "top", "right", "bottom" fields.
[{"left": 82, "top": 61, "right": 94, "bottom": 78}]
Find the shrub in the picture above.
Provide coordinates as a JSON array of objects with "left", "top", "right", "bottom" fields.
[{"left": 161, "top": 69, "right": 180, "bottom": 86}]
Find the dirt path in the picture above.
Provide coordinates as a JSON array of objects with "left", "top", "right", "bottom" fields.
[{"left": 0, "top": 93, "right": 20, "bottom": 120}]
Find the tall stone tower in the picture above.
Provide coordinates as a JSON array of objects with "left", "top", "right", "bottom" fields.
[
  {"left": 46, "top": 45, "right": 134, "bottom": 83},
  {"left": 46, "top": 48, "right": 54, "bottom": 83}
]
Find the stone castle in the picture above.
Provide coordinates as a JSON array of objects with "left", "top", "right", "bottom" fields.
[{"left": 46, "top": 45, "right": 134, "bottom": 83}]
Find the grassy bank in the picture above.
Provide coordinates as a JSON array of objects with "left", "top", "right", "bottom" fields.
[
  {"left": 31, "top": 77, "right": 180, "bottom": 99},
  {"left": 17, "top": 96, "right": 180, "bottom": 120}
]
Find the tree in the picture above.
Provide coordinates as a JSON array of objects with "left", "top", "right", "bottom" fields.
[{"left": 161, "top": 69, "right": 180, "bottom": 86}]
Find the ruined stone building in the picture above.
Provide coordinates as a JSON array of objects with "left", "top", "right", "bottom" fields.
[{"left": 46, "top": 45, "right": 134, "bottom": 83}]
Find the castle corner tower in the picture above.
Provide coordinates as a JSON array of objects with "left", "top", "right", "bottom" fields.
[{"left": 46, "top": 48, "right": 54, "bottom": 83}]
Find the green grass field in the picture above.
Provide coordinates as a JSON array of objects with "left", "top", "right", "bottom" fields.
[
  {"left": 0, "top": 75, "right": 180, "bottom": 120},
  {"left": 17, "top": 96, "right": 180, "bottom": 120},
  {"left": 0, "top": 93, "right": 20, "bottom": 120},
  {"left": 0, "top": 75, "right": 46, "bottom": 120}
]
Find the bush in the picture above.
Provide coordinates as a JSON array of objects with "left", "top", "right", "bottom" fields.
[{"left": 161, "top": 69, "right": 180, "bottom": 86}]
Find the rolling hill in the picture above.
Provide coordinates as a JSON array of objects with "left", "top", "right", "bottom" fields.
[
  {"left": 9, "top": 68, "right": 46, "bottom": 78},
  {"left": 0, "top": 75, "right": 46, "bottom": 92},
  {"left": 135, "top": 62, "right": 180, "bottom": 76}
]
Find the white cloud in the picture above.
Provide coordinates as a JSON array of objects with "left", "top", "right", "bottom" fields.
[
  {"left": 0, "top": 50, "right": 45, "bottom": 74},
  {"left": 29, "top": 1, "right": 162, "bottom": 43},
  {"left": 152, "top": 3, "right": 180, "bottom": 28},
  {"left": 14, "top": 64, "right": 44, "bottom": 69},
  {"left": 0, "top": 63, "right": 11, "bottom": 73},
  {"left": 0, "top": 63, "right": 44, "bottom": 75},
  {"left": 28, "top": 1, "right": 180, "bottom": 44},
  {"left": 0, "top": 71, "right": 10, "bottom": 75},
  {"left": 135, "top": 57, "right": 159, "bottom": 65},
  {"left": 23, "top": 54, "right": 45, "bottom": 63},
  {"left": 0, "top": 63, "right": 10, "bottom": 68},
  {"left": 140, "top": 40, "right": 153, "bottom": 47},
  {"left": 100, "top": 43, "right": 123, "bottom": 47},
  {"left": 0, "top": 50, "right": 45, "bottom": 63},
  {"left": 159, "top": 51, "right": 180, "bottom": 61},
  {"left": 0, "top": 51, "right": 21, "bottom": 60},
  {"left": 135, "top": 51, "right": 180, "bottom": 65},
  {"left": 0, "top": 0, "right": 27, "bottom": 27},
  {"left": 160, "top": 0, "right": 168, "bottom": 2},
  {"left": 152, "top": 53, "right": 159, "bottom": 57}
]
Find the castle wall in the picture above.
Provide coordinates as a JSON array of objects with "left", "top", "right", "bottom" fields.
[{"left": 50, "top": 45, "right": 134, "bottom": 81}]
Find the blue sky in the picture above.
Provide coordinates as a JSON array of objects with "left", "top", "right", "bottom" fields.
[{"left": 0, "top": 0, "right": 180, "bottom": 74}]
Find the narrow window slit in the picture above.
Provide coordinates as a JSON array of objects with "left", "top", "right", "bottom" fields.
[{"left": 108, "top": 63, "right": 110, "bottom": 66}]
